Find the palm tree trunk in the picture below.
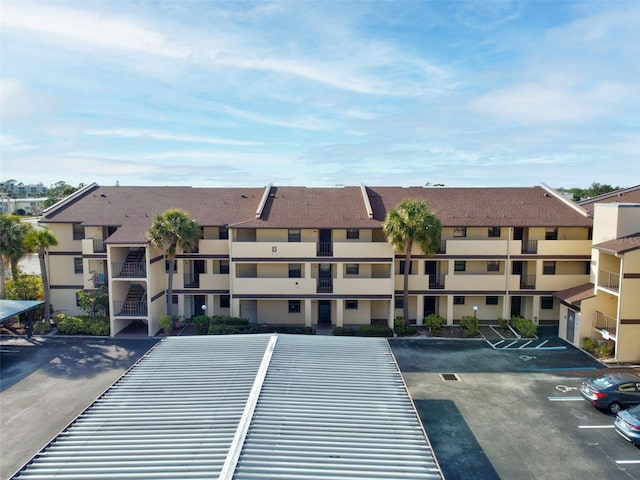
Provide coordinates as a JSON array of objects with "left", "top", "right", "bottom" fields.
[
  {"left": 38, "top": 247, "right": 51, "bottom": 322},
  {"left": 10, "top": 258, "right": 20, "bottom": 279},
  {"left": 403, "top": 239, "right": 412, "bottom": 324},
  {"left": 0, "top": 257, "right": 6, "bottom": 299},
  {"left": 166, "top": 256, "right": 175, "bottom": 334}
]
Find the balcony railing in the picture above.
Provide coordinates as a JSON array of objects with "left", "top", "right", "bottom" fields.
[
  {"left": 317, "top": 278, "right": 333, "bottom": 293},
  {"left": 114, "top": 300, "right": 148, "bottom": 317},
  {"left": 317, "top": 242, "right": 333, "bottom": 256},
  {"left": 92, "top": 273, "right": 106, "bottom": 288},
  {"left": 598, "top": 269, "right": 619, "bottom": 291},
  {"left": 428, "top": 274, "right": 445, "bottom": 289},
  {"left": 520, "top": 275, "right": 536, "bottom": 289},
  {"left": 93, "top": 238, "right": 106, "bottom": 253},
  {"left": 595, "top": 310, "right": 617, "bottom": 340},
  {"left": 522, "top": 240, "right": 538, "bottom": 253},
  {"left": 183, "top": 273, "right": 200, "bottom": 288},
  {"left": 112, "top": 262, "right": 146, "bottom": 278}
]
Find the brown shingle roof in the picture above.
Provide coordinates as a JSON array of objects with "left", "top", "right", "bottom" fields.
[
  {"left": 553, "top": 283, "right": 595, "bottom": 306},
  {"left": 42, "top": 185, "right": 265, "bottom": 243},
  {"left": 593, "top": 233, "right": 640, "bottom": 254},
  {"left": 234, "top": 186, "right": 379, "bottom": 229},
  {"left": 578, "top": 185, "right": 640, "bottom": 213},
  {"left": 368, "top": 186, "right": 592, "bottom": 227}
]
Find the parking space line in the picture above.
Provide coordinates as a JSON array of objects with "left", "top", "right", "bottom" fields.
[
  {"left": 518, "top": 341, "right": 533, "bottom": 348},
  {"left": 616, "top": 460, "right": 640, "bottom": 464},
  {"left": 578, "top": 425, "right": 615, "bottom": 429},
  {"left": 547, "top": 396, "right": 584, "bottom": 401},
  {"left": 504, "top": 341, "right": 519, "bottom": 348},
  {"left": 535, "top": 340, "right": 549, "bottom": 348}
]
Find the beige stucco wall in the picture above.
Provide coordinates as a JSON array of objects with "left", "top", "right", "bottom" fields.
[
  {"left": 256, "top": 300, "right": 306, "bottom": 325},
  {"left": 616, "top": 324, "right": 640, "bottom": 362}
]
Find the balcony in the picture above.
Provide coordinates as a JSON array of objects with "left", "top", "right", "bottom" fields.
[
  {"left": 232, "top": 242, "right": 316, "bottom": 258},
  {"left": 445, "top": 274, "right": 521, "bottom": 291},
  {"left": 112, "top": 261, "right": 146, "bottom": 278},
  {"left": 522, "top": 240, "right": 537, "bottom": 254},
  {"left": 233, "top": 277, "right": 315, "bottom": 295},
  {"left": 444, "top": 239, "right": 510, "bottom": 256},
  {"left": 114, "top": 300, "right": 148, "bottom": 317},
  {"left": 428, "top": 274, "right": 445, "bottom": 289},
  {"left": 317, "top": 278, "right": 333, "bottom": 293},
  {"left": 536, "top": 239, "right": 592, "bottom": 256},
  {"left": 595, "top": 311, "right": 617, "bottom": 341},
  {"left": 332, "top": 242, "right": 392, "bottom": 258},
  {"left": 317, "top": 242, "right": 333, "bottom": 257},
  {"left": 598, "top": 269, "right": 620, "bottom": 292},
  {"left": 81, "top": 238, "right": 107, "bottom": 255},
  {"left": 183, "top": 273, "right": 200, "bottom": 289},
  {"left": 520, "top": 275, "right": 536, "bottom": 289},
  {"left": 535, "top": 274, "right": 590, "bottom": 291},
  {"left": 198, "top": 239, "right": 229, "bottom": 255},
  {"left": 333, "top": 277, "right": 391, "bottom": 295}
]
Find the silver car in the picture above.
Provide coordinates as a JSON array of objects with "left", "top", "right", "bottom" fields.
[{"left": 615, "top": 404, "right": 640, "bottom": 446}]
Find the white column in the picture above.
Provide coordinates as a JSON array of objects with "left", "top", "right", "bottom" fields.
[
  {"left": 336, "top": 299, "right": 344, "bottom": 327},
  {"left": 304, "top": 299, "right": 312, "bottom": 327}
]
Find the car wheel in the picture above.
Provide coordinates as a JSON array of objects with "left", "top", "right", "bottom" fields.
[{"left": 609, "top": 402, "right": 622, "bottom": 414}]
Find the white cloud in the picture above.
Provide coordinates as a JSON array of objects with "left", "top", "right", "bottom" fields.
[
  {"left": 1, "top": 3, "right": 187, "bottom": 58},
  {"left": 84, "top": 129, "right": 260, "bottom": 146}
]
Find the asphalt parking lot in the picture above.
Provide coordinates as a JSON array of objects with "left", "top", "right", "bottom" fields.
[
  {"left": 0, "top": 336, "right": 158, "bottom": 479},
  {"left": 390, "top": 338, "right": 640, "bottom": 480}
]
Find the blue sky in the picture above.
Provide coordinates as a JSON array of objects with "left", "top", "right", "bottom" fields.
[{"left": 1, "top": 0, "right": 638, "bottom": 189}]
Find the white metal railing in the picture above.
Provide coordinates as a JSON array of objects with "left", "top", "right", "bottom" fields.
[
  {"left": 595, "top": 310, "right": 617, "bottom": 340},
  {"left": 598, "top": 269, "right": 619, "bottom": 291}
]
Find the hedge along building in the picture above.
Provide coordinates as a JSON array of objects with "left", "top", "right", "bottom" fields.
[{"left": 39, "top": 183, "right": 593, "bottom": 337}]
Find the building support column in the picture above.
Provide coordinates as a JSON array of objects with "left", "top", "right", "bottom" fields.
[
  {"left": 446, "top": 295, "right": 454, "bottom": 325},
  {"left": 416, "top": 296, "right": 424, "bottom": 325},
  {"left": 336, "top": 299, "right": 344, "bottom": 327}
]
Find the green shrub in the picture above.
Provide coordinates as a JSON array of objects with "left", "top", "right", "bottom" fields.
[
  {"left": 357, "top": 325, "right": 394, "bottom": 337},
  {"left": 583, "top": 337, "right": 612, "bottom": 358},
  {"left": 498, "top": 317, "right": 510, "bottom": 329},
  {"left": 424, "top": 314, "right": 446, "bottom": 336},
  {"left": 511, "top": 317, "right": 537, "bottom": 338},
  {"left": 333, "top": 326, "right": 356, "bottom": 336},
  {"left": 209, "top": 324, "right": 243, "bottom": 335},
  {"left": 32, "top": 320, "right": 51, "bottom": 335},
  {"left": 159, "top": 314, "right": 172, "bottom": 334},
  {"left": 210, "top": 316, "right": 249, "bottom": 326},
  {"left": 55, "top": 314, "right": 109, "bottom": 336},
  {"left": 192, "top": 315, "right": 210, "bottom": 335},
  {"left": 393, "top": 316, "right": 417, "bottom": 336},
  {"left": 582, "top": 337, "right": 596, "bottom": 351},
  {"left": 460, "top": 315, "right": 479, "bottom": 337}
]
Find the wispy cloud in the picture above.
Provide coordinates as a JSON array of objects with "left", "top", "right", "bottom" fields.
[{"left": 85, "top": 129, "right": 260, "bottom": 146}]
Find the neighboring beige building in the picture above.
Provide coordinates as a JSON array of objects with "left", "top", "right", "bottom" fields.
[
  {"left": 40, "top": 183, "right": 594, "bottom": 337},
  {"left": 556, "top": 202, "right": 640, "bottom": 363}
]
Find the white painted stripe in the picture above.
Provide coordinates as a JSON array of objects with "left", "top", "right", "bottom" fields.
[
  {"left": 505, "top": 341, "right": 519, "bottom": 348},
  {"left": 616, "top": 460, "right": 640, "bottom": 464},
  {"left": 578, "top": 425, "right": 615, "bottom": 429},
  {"left": 548, "top": 396, "right": 584, "bottom": 401},
  {"left": 518, "top": 341, "right": 533, "bottom": 349},
  {"left": 536, "top": 340, "right": 549, "bottom": 348}
]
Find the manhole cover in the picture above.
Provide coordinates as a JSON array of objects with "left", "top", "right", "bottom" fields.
[{"left": 439, "top": 373, "right": 461, "bottom": 381}]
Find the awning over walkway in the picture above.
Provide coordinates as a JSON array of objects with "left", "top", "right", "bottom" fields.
[
  {"left": 0, "top": 300, "right": 44, "bottom": 323},
  {"left": 12, "top": 334, "right": 444, "bottom": 479}
]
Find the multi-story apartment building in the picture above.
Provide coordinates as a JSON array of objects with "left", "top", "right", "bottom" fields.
[
  {"left": 556, "top": 201, "right": 640, "bottom": 363},
  {"left": 40, "top": 183, "right": 593, "bottom": 337}
]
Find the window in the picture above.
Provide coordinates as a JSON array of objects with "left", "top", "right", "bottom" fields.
[
  {"left": 399, "top": 260, "right": 413, "bottom": 274},
  {"left": 454, "top": 260, "right": 466, "bottom": 272},
  {"left": 488, "top": 227, "right": 501, "bottom": 238},
  {"left": 72, "top": 224, "right": 84, "bottom": 240},
  {"left": 288, "top": 229, "right": 301, "bottom": 242},
  {"left": 220, "top": 295, "right": 230, "bottom": 308},
  {"left": 346, "top": 228, "right": 359, "bottom": 239},
  {"left": 454, "top": 227, "right": 466, "bottom": 237},
  {"left": 395, "top": 296, "right": 404, "bottom": 309},
  {"left": 289, "top": 263, "right": 302, "bottom": 278},
  {"left": 288, "top": 300, "right": 301, "bottom": 313},
  {"left": 345, "top": 300, "right": 358, "bottom": 310},
  {"left": 486, "top": 296, "right": 499, "bottom": 305},
  {"left": 346, "top": 264, "right": 359, "bottom": 275},
  {"left": 543, "top": 261, "right": 556, "bottom": 275},
  {"left": 219, "top": 226, "right": 229, "bottom": 240},
  {"left": 219, "top": 260, "right": 229, "bottom": 274},
  {"left": 73, "top": 258, "right": 83, "bottom": 274},
  {"left": 487, "top": 261, "right": 499, "bottom": 272},
  {"left": 545, "top": 227, "right": 558, "bottom": 240},
  {"left": 541, "top": 296, "right": 554, "bottom": 309},
  {"left": 453, "top": 296, "right": 465, "bottom": 305},
  {"left": 172, "top": 295, "right": 178, "bottom": 305}
]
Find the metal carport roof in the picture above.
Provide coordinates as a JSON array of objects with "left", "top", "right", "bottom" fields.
[
  {"left": 0, "top": 300, "right": 44, "bottom": 323},
  {"left": 11, "top": 334, "right": 444, "bottom": 480}
]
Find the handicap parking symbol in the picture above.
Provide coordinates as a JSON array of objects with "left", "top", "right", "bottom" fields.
[{"left": 519, "top": 354, "right": 536, "bottom": 361}]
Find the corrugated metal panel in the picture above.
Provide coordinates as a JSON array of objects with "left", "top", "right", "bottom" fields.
[
  {"left": 12, "top": 334, "right": 443, "bottom": 480},
  {"left": 234, "top": 335, "right": 442, "bottom": 479},
  {"left": 12, "top": 335, "right": 271, "bottom": 479}
]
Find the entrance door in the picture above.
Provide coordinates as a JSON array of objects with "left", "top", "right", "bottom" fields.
[
  {"left": 566, "top": 310, "right": 576, "bottom": 343},
  {"left": 424, "top": 296, "right": 437, "bottom": 317},
  {"left": 318, "top": 229, "right": 332, "bottom": 256},
  {"left": 318, "top": 300, "right": 331, "bottom": 325},
  {"left": 511, "top": 296, "right": 522, "bottom": 318}
]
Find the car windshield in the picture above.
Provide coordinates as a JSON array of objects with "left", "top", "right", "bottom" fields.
[{"left": 592, "top": 376, "right": 615, "bottom": 388}]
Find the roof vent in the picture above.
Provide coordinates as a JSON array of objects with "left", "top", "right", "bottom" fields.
[{"left": 439, "top": 373, "right": 461, "bottom": 381}]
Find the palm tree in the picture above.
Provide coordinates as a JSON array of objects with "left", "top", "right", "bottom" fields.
[
  {"left": 383, "top": 199, "right": 441, "bottom": 324},
  {"left": 0, "top": 214, "right": 31, "bottom": 298},
  {"left": 147, "top": 209, "right": 200, "bottom": 332},
  {"left": 24, "top": 229, "right": 58, "bottom": 323}
]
